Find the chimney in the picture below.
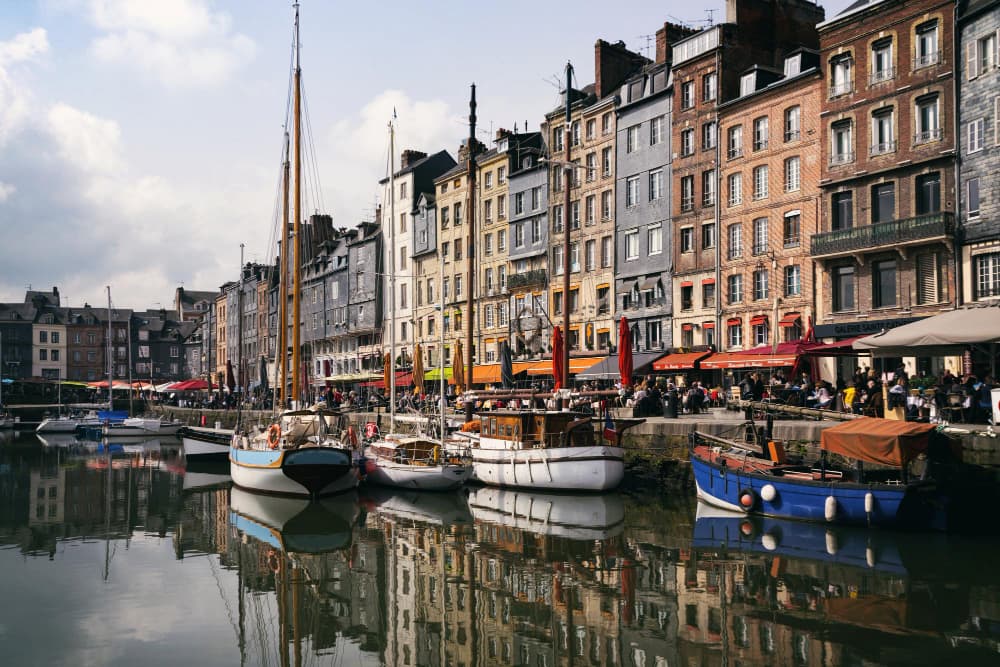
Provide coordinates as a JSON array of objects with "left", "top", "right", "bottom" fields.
[
  {"left": 495, "top": 127, "right": 512, "bottom": 141},
  {"left": 400, "top": 149, "right": 427, "bottom": 169},
  {"left": 595, "top": 39, "right": 648, "bottom": 99}
]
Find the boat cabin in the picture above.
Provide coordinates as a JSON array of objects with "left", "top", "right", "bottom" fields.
[{"left": 478, "top": 411, "right": 595, "bottom": 450}]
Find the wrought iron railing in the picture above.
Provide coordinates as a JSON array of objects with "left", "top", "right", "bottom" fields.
[
  {"left": 507, "top": 269, "right": 547, "bottom": 290},
  {"left": 810, "top": 212, "right": 954, "bottom": 257}
]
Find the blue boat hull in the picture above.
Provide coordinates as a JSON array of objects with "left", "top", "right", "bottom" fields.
[{"left": 691, "top": 453, "right": 945, "bottom": 528}]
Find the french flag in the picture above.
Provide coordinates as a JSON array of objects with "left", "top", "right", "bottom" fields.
[{"left": 603, "top": 411, "right": 617, "bottom": 441}]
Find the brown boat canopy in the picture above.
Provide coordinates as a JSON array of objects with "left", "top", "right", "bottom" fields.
[{"left": 820, "top": 417, "right": 936, "bottom": 467}]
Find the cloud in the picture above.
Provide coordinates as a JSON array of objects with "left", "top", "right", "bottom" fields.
[
  {"left": 325, "top": 90, "right": 462, "bottom": 224},
  {"left": 0, "top": 29, "right": 48, "bottom": 146},
  {"left": 0, "top": 27, "right": 49, "bottom": 65},
  {"left": 84, "top": 0, "right": 255, "bottom": 88},
  {"left": 0, "top": 182, "right": 15, "bottom": 201}
]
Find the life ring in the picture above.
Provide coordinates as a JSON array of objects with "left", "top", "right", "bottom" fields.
[
  {"left": 267, "top": 424, "right": 281, "bottom": 449},
  {"left": 267, "top": 549, "right": 280, "bottom": 572},
  {"left": 737, "top": 487, "right": 757, "bottom": 512}
]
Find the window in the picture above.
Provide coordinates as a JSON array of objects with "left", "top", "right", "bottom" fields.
[
  {"left": 571, "top": 121, "right": 580, "bottom": 147},
  {"left": 740, "top": 72, "right": 756, "bottom": 96},
  {"left": 399, "top": 181, "right": 407, "bottom": 199},
  {"left": 531, "top": 218, "right": 541, "bottom": 242},
  {"left": 831, "top": 120, "right": 853, "bottom": 165},
  {"left": 784, "top": 157, "right": 800, "bottom": 192},
  {"left": 602, "top": 147, "right": 612, "bottom": 176},
  {"left": 454, "top": 202, "right": 462, "bottom": 225},
  {"left": 553, "top": 126, "right": 564, "bottom": 152},
  {"left": 586, "top": 118, "right": 596, "bottom": 139},
  {"left": 484, "top": 198, "right": 494, "bottom": 223},
  {"left": 727, "top": 125, "right": 743, "bottom": 159},
  {"left": 585, "top": 152, "right": 596, "bottom": 181},
  {"left": 484, "top": 233, "right": 493, "bottom": 255},
  {"left": 833, "top": 265, "right": 855, "bottom": 311},
  {"left": 497, "top": 194, "right": 505, "bottom": 219},
  {"left": 703, "top": 72, "right": 717, "bottom": 101},
  {"left": 626, "top": 125, "right": 640, "bottom": 153},
  {"left": 484, "top": 171, "right": 493, "bottom": 190},
  {"left": 975, "top": 252, "right": 1000, "bottom": 299},
  {"left": 400, "top": 284, "right": 408, "bottom": 309},
  {"left": 753, "top": 322, "right": 769, "bottom": 346},
  {"left": 443, "top": 277, "right": 450, "bottom": 300},
  {"left": 681, "top": 81, "right": 694, "bottom": 109},
  {"left": 914, "top": 21, "right": 939, "bottom": 68},
  {"left": 454, "top": 242, "right": 462, "bottom": 261},
  {"left": 728, "top": 223, "right": 743, "bottom": 259},
  {"left": 681, "top": 227, "right": 694, "bottom": 253},
  {"left": 51, "top": 349, "right": 59, "bottom": 361},
  {"left": 513, "top": 223, "right": 525, "bottom": 248},
  {"left": 968, "top": 178, "right": 980, "bottom": 218},
  {"left": 485, "top": 268, "right": 494, "bottom": 292},
  {"left": 513, "top": 192, "right": 523, "bottom": 216},
  {"left": 681, "top": 128, "right": 694, "bottom": 156},
  {"left": 702, "top": 121, "right": 717, "bottom": 150},
  {"left": 871, "top": 107, "right": 895, "bottom": 155},
  {"left": 626, "top": 176, "right": 640, "bottom": 208},
  {"left": 783, "top": 211, "right": 801, "bottom": 248},
  {"left": 553, "top": 205, "right": 563, "bottom": 232},
  {"left": 752, "top": 117, "right": 768, "bottom": 151},
  {"left": 871, "top": 182, "right": 895, "bottom": 224},
  {"left": 830, "top": 54, "right": 852, "bottom": 97},
  {"left": 870, "top": 38, "right": 894, "bottom": 84},
  {"left": 916, "top": 172, "right": 941, "bottom": 215},
  {"left": 585, "top": 239, "right": 596, "bottom": 271},
  {"left": 727, "top": 173, "right": 742, "bottom": 206},
  {"left": 753, "top": 217, "right": 769, "bottom": 255},
  {"left": 441, "top": 206, "right": 450, "bottom": 227},
  {"left": 601, "top": 236, "right": 612, "bottom": 267},
  {"left": 703, "top": 282, "right": 715, "bottom": 308},
  {"left": 650, "top": 115, "right": 665, "bottom": 145},
  {"left": 455, "top": 275, "right": 463, "bottom": 298},
  {"left": 39, "top": 349, "right": 47, "bottom": 361},
  {"left": 728, "top": 274, "right": 743, "bottom": 304},
  {"left": 399, "top": 248, "right": 407, "bottom": 270},
  {"left": 784, "top": 265, "right": 801, "bottom": 296},
  {"left": 484, "top": 304, "right": 494, "bottom": 328},
  {"left": 832, "top": 191, "right": 853, "bottom": 230},
  {"left": 753, "top": 269, "right": 769, "bottom": 300},
  {"left": 914, "top": 95, "right": 940, "bottom": 144},
  {"left": 969, "top": 118, "right": 985, "bottom": 152},
  {"left": 753, "top": 165, "right": 769, "bottom": 200},
  {"left": 570, "top": 201, "right": 580, "bottom": 229},
  {"left": 39, "top": 331, "right": 47, "bottom": 343},
  {"left": 427, "top": 279, "right": 435, "bottom": 303},
  {"left": 728, "top": 322, "right": 743, "bottom": 349},
  {"left": 570, "top": 242, "right": 580, "bottom": 272},
  {"left": 649, "top": 170, "right": 664, "bottom": 201},
  {"left": 553, "top": 245, "right": 564, "bottom": 275},
  {"left": 51, "top": 331, "right": 59, "bottom": 344},
  {"left": 625, "top": 230, "right": 639, "bottom": 260},
  {"left": 601, "top": 190, "right": 612, "bottom": 219},
  {"left": 602, "top": 112, "right": 612, "bottom": 135},
  {"left": 784, "top": 106, "right": 800, "bottom": 142},
  {"left": 916, "top": 252, "right": 941, "bottom": 304},
  {"left": 648, "top": 224, "right": 662, "bottom": 255},
  {"left": 969, "top": 32, "right": 998, "bottom": 78},
  {"left": 585, "top": 195, "right": 595, "bottom": 224},
  {"left": 702, "top": 223, "right": 716, "bottom": 249},
  {"left": 680, "top": 285, "right": 693, "bottom": 311},
  {"left": 702, "top": 170, "right": 716, "bottom": 206},
  {"left": 872, "top": 259, "right": 897, "bottom": 308},
  {"left": 441, "top": 241, "right": 450, "bottom": 261},
  {"left": 647, "top": 321, "right": 662, "bottom": 349},
  {"left": 680, "top": 176, "right": 694, "bottom": 211}
]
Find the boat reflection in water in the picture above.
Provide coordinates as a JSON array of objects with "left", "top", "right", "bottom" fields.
[
  {"left": 467, "top": 487, "right": 625, "bottom": 541},
  {"left": 229, "top": 487, "right": 358, "bottom": 554}
]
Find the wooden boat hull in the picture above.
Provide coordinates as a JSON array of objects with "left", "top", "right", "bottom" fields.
[
  {"left": 230, "top": 445, "right": 357, "bottom": 497},
  {"left": 691, "top": 452, "right": 943, "bottom": 528},
  {"left": 363, "top": 457, "right": 471, "bottom": 491},
  {"left": 470, "top": 444, "right": 624, "bottom": 491}
]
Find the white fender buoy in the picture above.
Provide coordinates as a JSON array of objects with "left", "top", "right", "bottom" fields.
[
  {"left": 824, "top": 496, "right": 837, "bottom": 522},
  {"left": 866, "top": 546, "right": 876, "bottom": 568},
  {"left": 825, "top": 529, "right": 838, "bottom": 555},
  {"left": 762, "top": 532, "right": 778, "bottom": 551},
  {"left": 864, "top": 492, "right": 874, "bottom": 514},
  {"left": 760, "top": 484, "right": 777, "bottom": 502}
]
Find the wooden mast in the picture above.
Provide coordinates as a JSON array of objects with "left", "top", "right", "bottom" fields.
[
  {"left": 291, "top": 2, "right": 302, "bottom": 407},
  {"left": 463, "top": 84, "right": 477, "bottom": 421},
  {"left": 278, "top": 132, "right": 290, "bottom": 409}
]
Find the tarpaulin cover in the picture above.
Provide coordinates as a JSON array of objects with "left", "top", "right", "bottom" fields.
[{"left": 820, "top": 417, "right": 935, "bottom": 467}]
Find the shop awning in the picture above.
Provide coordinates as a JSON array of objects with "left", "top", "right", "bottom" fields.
[
  {"left": 778, "top": 312, "right": 801, "bottom": 327},
  {"left": 526, "top": 356, "right": 605, "bottom": 376},
  {"left": 700, "top": 353, "right": 799, "bottom": 369},
  {"left": 576, "top": 352, "right": 661, "bottom": 380},
  {"left": 425, "top": 368, "right": 454, "bottom": 383},
  {"left": 472, "top": 364, "right": 501, "bottom": 384},
  {"left": 853, "top": 302, "right": 1000, "bottom": 357},
  {"left": 360, "top": 371, "right": 413, "bottom": 388},
  {"left": 653, "top": 351, "right": 712, "bottom": 371}
]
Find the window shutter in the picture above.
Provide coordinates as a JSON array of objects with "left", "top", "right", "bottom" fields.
[
  {"left": 996, "top": 97, "right": 1000, "bottom": 146},
  {"left": 916, "top": 253, "right": 939, "bottom": 305},
  {"left": 967, "top": 41, "right": 978, "bottom": 79},
  {"left": 996, "top": 30, "right": 1000, "bottom": 68}
]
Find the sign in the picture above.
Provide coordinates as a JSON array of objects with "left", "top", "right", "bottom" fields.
[{"left": 813, "top": 316, "right": 925, "bottom": 340}]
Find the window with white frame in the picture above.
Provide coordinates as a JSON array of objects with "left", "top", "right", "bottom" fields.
[
  {"left": 969, "top": 32, "right": 998, "bottom": 77},
  {"left": 831, "top": 120, "right": 854, "bottom": 164},
  {"left": 648, "top": 224, "right": 662, "bottom": 255},
  {"left": 969, "top": 118, "right": 985, "bottom": 152},
  {"left": 784, "top": 156, "right": 800, "bottom": 192},
  {"left": 553, "top": 204, "right": 563, "bottom": 232},
  {"left": 753, "top": 217, "right": 769, "bottom": 255},
  {"left": 702, "top": 121, "right": 717, "bottom": 150},
  {"left": 728, "top": 223, "right": 743, "bottom": 259},
  {"left": 727, "top": 125, "right": 743, "bottom": 159},
  {"left": 586, "top": 119, "right": 596, "bottom": 140},
  {"left": 649, "top": 169, "right": 664, "bottom": 201},
  {"left": 602, "top": 190, "right": 612, "bottom": 219},
  {"left": 531, "top": 186, "right": 541, "bottom": 210},
  {"left": 728, "top": 321, "right": 743, "bottom": 349},
  {"left": 727, "top": 172, "right": 742, "bottom": 206},
  {"left": 485, "top": 268, "right": 494, "bottom": 292},
  {"left": 681, "top": 227, "right": 694, "bottom": 253},
  {"left": 914, "top": 94, "right": 940, "bottom": 144},
  {"left": 703, "top": 72, "right": 717, "bottom": 101},
  {"left": 702, "top": 222, "right": 716, "bottom": 249},
  {"left": 498, "top": 166, "right": 506, "bottom": 184},
  {"left": 602, "top": 147, "right": 612, "bottom": 176},
  {"left": 784, "top": 106, "right": 800, "bottom": 142},
  {"left": 532, "top": 218, "right": 541, "bottom": 242},
  {"left": 513, "top": 192, "right": 524, "bottom": 216},
  {"left": 514, "top": 222, "right": 525, "bottom": 247},
  {"left": 497, "top": 195, "right": 506, "bottom": 219},
  {"left": 753, "top": 116, "right": 769, "bottom": 151},
  {"left": 753, "top": 269, "right": 769, "bottom": 300},
  {"left": 783, "top": 211, "right": 801, "bottom": 248},
  {"left": 484, "top": 172, "right": 493, "bottom": 190},
  {"left": 553, "top": 245, "right": 564, "bottom": 275},
  {"left": 552, "top": 127, "right": 564, "bottom": 152},
  {"left": 626, "top": 125, "right": 640, "bottom": 153},
  {"left": 585, "top": 152, "right": 596, "bottom": 181},
  {"left": 626, "top": 176, "right": 640, "bottom": 208},
  {"left": 680, "top": 176, "right": 694, "bottom": 211},
  {"left": 602, "top": 112, "right": 612, "bottom": 135},
  {"left": 570, "top": 201, "right": 580, "bottom": 229},
  {"left": 702, "top": 169, "right": 716, "bottom": 206},
  {"left": 571, "top": 121, "right": 580, "bottom": 147},
  {"left": 871, "top": 107, "right": 896, "bottom": 155},
  {"left": 650, "top": 115, "right": 665, "bottom": 145},
  {"left": 975, "top": 252, "right": 1000, "bottom": 299},
  {"left": 585, "top": 239, "right": 596, "bottom": 271},
  {"left": 585, "top": 195, "right": 595, "bottom": 224},
  {"left": 625, "top": 230, "right": 639, "bottom": 260},
  {"left": 681, "top": 128, "right": 694, "bottom": 156},
  {"left": 870, "top": 38, "right": 894, "bottom": 84},
  {"left": 728, "top": 274, "right": 743, "bottom": 304},
  {"left": 830, "top": 54, "right": 853, "bottom": 97},
  {"left": 784, "top": 264, "right": 801, "bottom": 296},
  {"left": 497, "top": 229, "right": 506, "bottom": 251},
  {"left": 601, "top": 236, "right": 612, "bottom": 267},
  {"left": 484, "top": 234, "right": 493, "bottom": 255},
  {"left": 914, "top": 21, "right": 939, "bottom": 69},
  {"left": 570, "top": 242, "right": 580, "bottom": 272},
  {"left": 753, "top": 165, "right": 769, "bottom": 200},
  {"left": 681, "top": 81, "right": 694, "bottom": 109},
  {"left": 753, "top": 321, "right": 769, "bottom": 346}
]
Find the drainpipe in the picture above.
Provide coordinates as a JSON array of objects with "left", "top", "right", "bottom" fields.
[
  {"left": 952, "top": 2, "right": 963, "bottom": 307},
  {"left": 714, "top": 48, "right": 723, "bottom": 345}
]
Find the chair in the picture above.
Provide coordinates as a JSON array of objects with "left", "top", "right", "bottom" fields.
[
  {"left": 728, "top": 386, "right": 742, "bottom": 409},
  {"left": 942, "top": 393, "right": 965, "bottom": 423}
]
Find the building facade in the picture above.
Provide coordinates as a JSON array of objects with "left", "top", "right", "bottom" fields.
[{"left": 476, "top": 139, "right": 511, "bottom": 367}]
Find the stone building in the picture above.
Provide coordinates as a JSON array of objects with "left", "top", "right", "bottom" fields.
[
  {"left": 410, "top": 189, "right": 440, "bottom": 369},
  {"left": 544, "top": 40, "right": 648, "bottom": 354},
  {"left": 718, "top": 49, "right": 823, "bottom": 351},
  {"left": 347, "top": 221, "right": 383, "bottom": 378},
  {"left": 476, "top": 135, "right": 512, "bottom": 369},
  {"left": 0, "top": 300, "right": 36, "bottom": 380},
  {"left": 65, "top": 305, "right": 105, "bottom": 382},
  {"left": 958, "top": 0, "right": 1000, "bottom": 303},
  {"left": 814, "top": 0, "right": 958, "bottom": 367},
  {"left": 669, "top": 0, "right": 824, "bottom": 349}
]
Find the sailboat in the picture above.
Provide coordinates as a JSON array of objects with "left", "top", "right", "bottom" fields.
[{"left": 229, "top": 5, "right": 358, "bottom": 499}]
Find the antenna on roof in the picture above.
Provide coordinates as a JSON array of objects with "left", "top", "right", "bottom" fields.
[
  {"left": 637, "top": 34, "right": 654, "bottom": 59},
  {"left": 706, "top": 9, "right": 715, "bottom": 25}
]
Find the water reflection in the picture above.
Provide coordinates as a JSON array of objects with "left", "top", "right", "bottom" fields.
[{"left": 1, "top": 430, "right": 999, "bottom": 665}]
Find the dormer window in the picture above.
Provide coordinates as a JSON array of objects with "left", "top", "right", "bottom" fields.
[
  {"left": 784, "top": 54, "right": 802, "bottom": 77},
  {"left": 740, "top": 73, "right": 756, "bottom": 96}
]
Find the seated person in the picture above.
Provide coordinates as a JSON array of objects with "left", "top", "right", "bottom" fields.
[{"left": 842, "top": 382, "right": 856, "bottom": 413}]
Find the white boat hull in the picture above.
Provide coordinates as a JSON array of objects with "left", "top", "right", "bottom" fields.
[
  {"left": 470, "top": 440, "right": 624, "bottom": 491},
  {"left": 36, "top": 417, "right": 100, "bottom": 433},
  {"left": 182, "top": 428, "right": 233, "bottom": 461},
  {"left": 363, "top": 457, "right": 471, "bottom": 491},
  {"left": 230, "top": 445, "right": 358, "bottom": 497}
]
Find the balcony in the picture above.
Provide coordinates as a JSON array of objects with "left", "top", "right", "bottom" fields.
[
  {"left": 727, "top": 147, "right": 743, "bottom": 160},
  {"left": 810, "top": 211, "right": 954, "bottom": 258},
  {"left": 869, "top": 68, "right": 895, "bottom": 86},
  {"left": 913, "top": 52, "right": 940, "bottom": 69},
  {"left": 507, "top": 269, "right": 547, "bottom": 291},
  {"left": 913, "top": 128, "right": 941, "bottom": 145},
  {"left": 830, "top": 151, "right": 854, "bottom": 166},
  {"left": 829, "top": 82, "right": 852, "bottom": 98},
  {"left": 870, "top": 140, "right": 897, "bottom": 157}
]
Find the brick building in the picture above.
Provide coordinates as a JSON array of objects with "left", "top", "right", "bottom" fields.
[{"left": 814, "top": 0, "right": 958, "bottom": 369}]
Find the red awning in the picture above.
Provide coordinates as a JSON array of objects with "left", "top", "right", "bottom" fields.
[
  {"left": 702, "top": 278, "right": 716, "bottom": 285},
  {"left": 681, "top": 323, "right": 693, "bottom": 331},
  {"left": 726, "top": 318, "right": 742, "bottom": 326},
  {"left": 361, "top": 371, "right": 413, "bottom": 388},
  {"left": 680, "top": 281, "right": 694, "bottom": 287},
  {"left": 702, "top": 321, "right": 715, "bottom": 329},
  {"left": 652, "top": 351, "right": 711, "bottom": 371},
  {"left": 778, "top": 312, "right": 801, "bottom": 327},
  {"left": 700, "top": 352, "right": 799, "bottom": 369},
  {"left": 750, "top": 315, "right": 767, "bottom": 326}
]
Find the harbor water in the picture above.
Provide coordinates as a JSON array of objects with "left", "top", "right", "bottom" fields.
[{"left": 1, "top": 430, "right": 999, "bottom": 666}]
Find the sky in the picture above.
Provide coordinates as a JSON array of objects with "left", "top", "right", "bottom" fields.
[{"left": 0, "top": 0, "right": 855, "bottom": 310}]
